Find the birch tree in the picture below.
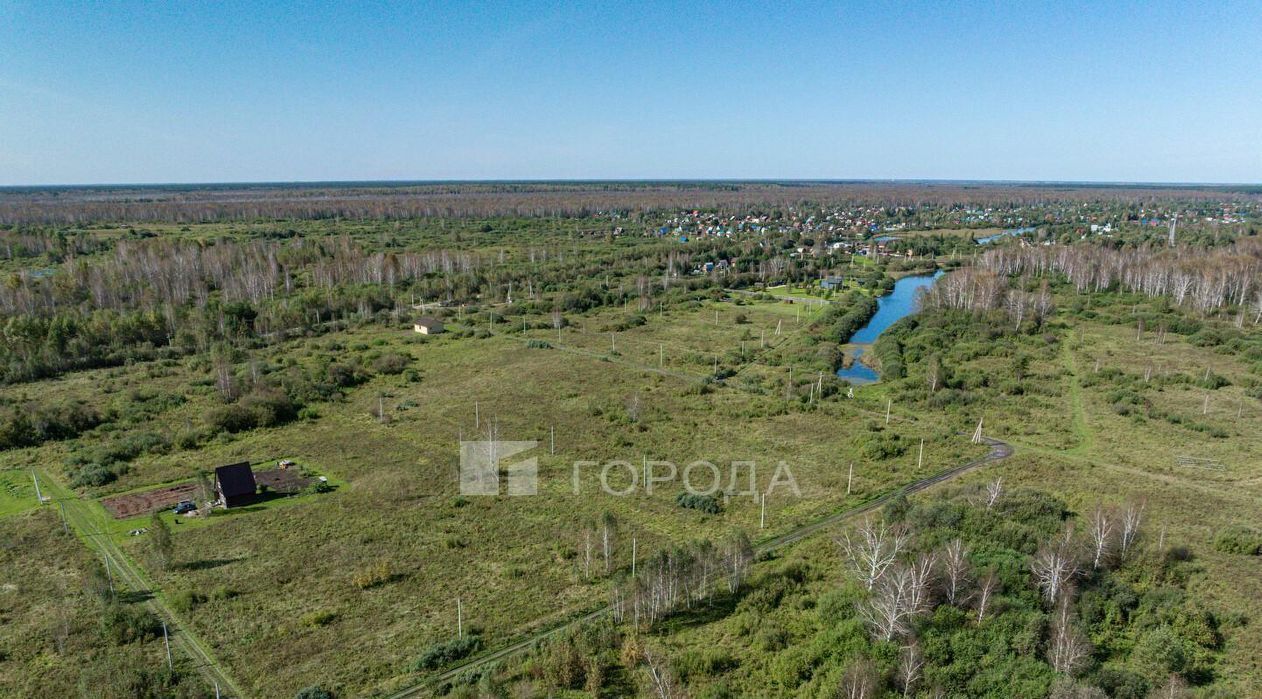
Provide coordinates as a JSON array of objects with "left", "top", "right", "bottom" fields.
[
  {"left": 837, "top": 517, "right": 908, "bottom": 590},
  {"left": 1047, "top": 592, "right": 1091, "bottom": 676},
  {"left": 1087, "top": 505, "right": 1115, "bottom": 570},
  {"left": 1119, "top": 500, "right": 1146, "bottom": 560},
  {"left": 985, "top": 477, "right": 1004, "bottom": 511},
  {"left": 1031, "top": 528, "right": 1081, "bottom": 605},
  {"left": 941, "top": 539, "right": 972, "bottom": 605},
  {"left": 975, "top": 570, "right": 999, "bottom": 623}
]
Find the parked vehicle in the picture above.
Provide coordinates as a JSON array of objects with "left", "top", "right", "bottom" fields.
[{"left": 173, "top": 500, "right": 196, "bottom": 514}]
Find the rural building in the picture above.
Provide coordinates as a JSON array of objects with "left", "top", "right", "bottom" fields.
[
  {"left": 214, "top": 462, "right": 257, "bottom": 508},
  {"left": 414, "top": 317, "right": 445, "bottom": 335},
  {"left": 820, "top": 275, "right": 846, "bottom": 290}
]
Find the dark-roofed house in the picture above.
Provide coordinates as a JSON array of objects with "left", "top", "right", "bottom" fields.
[
  {"left": 413, "top": 317, "right": 445, "bottom": 335},
  {"left": 214, "top": 462, "right": 257, "bottom": 508}
]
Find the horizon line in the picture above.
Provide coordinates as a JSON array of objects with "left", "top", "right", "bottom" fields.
[{"left": 2, "top": 177, "right": 1260, "bottom": 191}]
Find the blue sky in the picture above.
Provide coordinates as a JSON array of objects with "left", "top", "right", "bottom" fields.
[{"left": 1, "top": 1, "right": 1259, "bottom": 185}]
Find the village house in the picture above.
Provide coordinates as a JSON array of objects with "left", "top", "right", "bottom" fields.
[
  {"left": 413, "top": 317, "right": 445, "bottom": 335},
  {"left": 214, "top": 462, "right": 257, "bottom": 508}
]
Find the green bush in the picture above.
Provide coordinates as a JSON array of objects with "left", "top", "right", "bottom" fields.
[
  {"left": 99, "top": 603, "right": 161, "bottom": 645},
  {"left": 1213, "top": 527, "right": 1262, "bottom": 556},
  {"left": 301, "top": 610, "right": 339, "bottom": 628},
  {"left": 675, "top": 492, "right": 723, "bottom": 514},
  {"left": 672, "top": 647, "right": 738, "bottom": 680},
  {"left": 68, "top": 462, "right": 120, "bottom": 488},
  {"left": 371, "top": 352, "right": 412, "bottom": 375},
  {"left": 169, "top": 588, "right": 206, "bottom": 613},
  {"left": 412, "top": 635, "right": 482, "bottom": 671}
]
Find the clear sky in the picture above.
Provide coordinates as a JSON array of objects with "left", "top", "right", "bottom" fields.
[{"left": 1, "top": 0, "right": 1259, "bottom": 185}]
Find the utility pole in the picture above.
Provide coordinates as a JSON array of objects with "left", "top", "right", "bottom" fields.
[
  {"left": 631, "top": 536, "right": 637, "bottom": 579},
  {"left": 760, "top": 493, "right": 766, "bottom": 529},
  {"left": 59, "top": 502, "right": 69, "bottom": 534},
  {"left": 162, "top": 623, "right": 173, "bottom": 671},
  {"left": 659, "top": 343, "right": 664, "bottom": 367},
  {"left": 105, "top": 556, "right": 115, "bottom": 599},
  {"left": 31, "top": 471, "right": 42, "bottom": 502},
  {"left": 456, "top": 597, "right": 463, "bottom": 639},
  {"left": 847, "top": 463, "right": 854, "bottom": 496},
  {"left": 474, "top": 401, "right": 480, "bottom": 430},
  {"left": 550, "top": 426, "right": 556, "bottom": 455},
  {"left": 917, "top": 438, "right": 924, "bottom": 470},
  {"left": 886, "top": 398, "right": 891, "bottom": 424}
]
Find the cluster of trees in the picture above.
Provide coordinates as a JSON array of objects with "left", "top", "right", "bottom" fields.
[
  {"left": 980, "top": 241, "right": 1262, "bottom": 318},
  {"left": 0, "top": 397, "right": 100, "bottom": 449},
  {"left": 7, "top": 182, "right": 1253, "bottom": 225},
  {"left": 0, "top": 228, "right": 109, "bottom": 261},
  {"left": 816, "top": 292, "right": 881, "bottom": 345},
  {"left": 918, "top": 267, "right": 1056, "bottom": 330},
  {"left": 0, "top": 230, "right": 732, "bottom": 383},
  {"left": 0, "top": 217, "right": 894, "bottom": 385},
  {"left": 466, "top": 486, "right": 1225, "bottom": 698},
  {"left": 609, "top": 532, "right": 754, "bottom": 628},
  {"left": 823, "top": 486, "right": 1221, "bottom": 698}
]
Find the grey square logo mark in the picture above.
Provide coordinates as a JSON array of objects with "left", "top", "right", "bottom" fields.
[{"left": 460, "top": 440, "right": 538, "bottom": 496}]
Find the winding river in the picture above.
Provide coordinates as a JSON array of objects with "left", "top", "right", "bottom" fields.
[{"left": 835, "top": 270, "right": 943, "bottom": 384}]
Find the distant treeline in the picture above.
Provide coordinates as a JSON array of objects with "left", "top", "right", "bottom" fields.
[{"left": 2, "top": 181, "right": 1258, "bottom": 225}]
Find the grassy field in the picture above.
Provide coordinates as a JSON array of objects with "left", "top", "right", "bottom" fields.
[
  {"left": 0, "top": 290, "right": 992, "bottom": 696},
  {"left": 0, "top": 508, "right": 211, "bottom": 697},
  {"left": 3, "top": 265, "right": 1260, "bottom": 696},
  {"left": 468, "top": 287, "right": 1262, "bottom": 697},
  {"left": 0, "top": 469, "right": 39, "bottom": 517}
]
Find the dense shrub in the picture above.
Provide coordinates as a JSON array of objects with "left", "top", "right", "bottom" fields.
[
  {"left": 1212, "top": 526, "right": 1262, "bottom": 556},
  {"left": 676, "top": 492, "right": 723, "bottom": 514},
  {"left": 351, "top": 560, "right": 394, "bottom": 589},
  {"left": 98, "top": 603, "right": 161, "bottom": 645},
  {"left": 0, "top": 399, "right": 101, "bottom": 450},
  {"left": 412, "top": 635, "right": 482, "bottom": 671},
  {"left": 207, "top": 388, "right": 298, "bottom": 433},
  {"left": 371, "top": 352, "right": 412, "bottom": 375},
  {"left": 68, "top": 462, "right": 122, "bottom": 488},
  {"left": 168, "top": 588, "right": 206, "bottom": 613}
]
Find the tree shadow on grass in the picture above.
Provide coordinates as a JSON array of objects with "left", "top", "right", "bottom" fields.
[
  {"left": 179, "top": 557, "right": 245, "bottom": 572},
  {"left": 117, "top": 590, "right": 154, "bottom": 604},
  {"left": 652, "top": 588, "right": 748, "bottom": 634}
]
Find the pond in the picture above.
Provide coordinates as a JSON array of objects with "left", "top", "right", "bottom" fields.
[
  {"left": 835, "top": 270, "right": 943, "bottom": 384},
  {"left": 976, "top": 226, "right": 1035, "bottom": 245}
]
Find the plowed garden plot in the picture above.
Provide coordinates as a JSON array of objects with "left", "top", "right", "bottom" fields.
[
  {"left": 102, "top": 483, "right": 199, "bottom": 519},
  {"left": 253, "top": 468, "right": 313, "bottom": 494}
]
